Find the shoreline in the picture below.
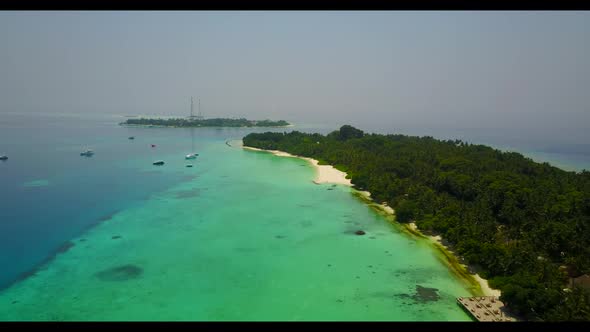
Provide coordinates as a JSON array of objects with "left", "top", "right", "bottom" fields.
[
  {"left": 242, "top": 144, "right": 501, "bottom": 298},
  {"left": 242, "top": 146, "right": 352, "bottom": 186},
  {"left": 407, "top": 222, "right": 501, "bottom": 297},
  {"left": 120, "top": 124, "right": 293, "bottom": 129}
]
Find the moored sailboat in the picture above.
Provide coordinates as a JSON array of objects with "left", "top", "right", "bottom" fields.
[{"left": 185, "top": 102, "right": 199, "bottom": 159}]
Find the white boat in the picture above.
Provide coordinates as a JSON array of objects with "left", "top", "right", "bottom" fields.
[
  {"left": 80, "top": 149, "right": 94, "bottom": 157},
  {"left": 0, "top": 155, "right": 7, "bottom": 161},
  {"left": 185, "top": 153, "right": 198, "bottom": 160}
]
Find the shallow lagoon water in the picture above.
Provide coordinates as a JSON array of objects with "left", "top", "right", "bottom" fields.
[{"left": 0, "top": 114, "right": 474, "bottom": 320}]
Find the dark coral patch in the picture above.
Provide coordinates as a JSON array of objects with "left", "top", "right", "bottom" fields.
[
  {"left": 56, "top": 241, "right": 75, "bottom": 254},
  {"left": 390, "top": 285, "right": 440, "bottom": 304},
  {"left": 413, "top": 285, "right": 440, "bottom": 302},
  {"left": 95, "top": 210, "right": 121, "bottom": 224},
  {"left": 94, "top": 264, "right": 143, "bottom": 282},
  {"left": 85, "top": 210, "right": 120, "bottom": 231},
  {"left": 174, "top": 188, "right": 201, "bottom": 199},
  {"left": 343, "top": 229, "right": 366, "bottom": 235},
  {"left": 98, "top": 213, "right": 116, "bottom": 222}
]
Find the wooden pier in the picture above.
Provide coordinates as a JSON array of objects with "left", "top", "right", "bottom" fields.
[{"left": 457, "top": 296, "right": 516, "bottom": 322}]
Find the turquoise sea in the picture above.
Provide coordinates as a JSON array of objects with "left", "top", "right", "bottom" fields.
[{"left": 1, "top": 112, "right": 587, "bottom": 321}]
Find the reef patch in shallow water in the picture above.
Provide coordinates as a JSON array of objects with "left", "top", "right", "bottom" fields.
[
  {"left": 97, "top": 210, "right": 120, "bottom": 223},
  {"left": 413, "top": 285, "right": 440, "bottom": 302},
  {"left": 56, "top": 241, "right": 75, "bottom": 254},
  {"left": 395, "top": 285, "right": 441, "bottom": 303},
  {"left": 174, "top": 188, "right": 201, "bottom": 199},
  {"left": 94, "top": 264, "right": 143, "bottom": 282}
]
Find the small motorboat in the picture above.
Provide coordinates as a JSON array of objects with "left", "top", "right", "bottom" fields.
[
  {"left": 151, "top": 144, "right": 156, "bottom": 148},
  {"left": 186, "top": 164, "right": 193, "bottom": 168},
  {"left": 0, "top": 155, "right": 7, "bottom": 161},
  {"left": 153, "top": 160, "right": 165, "bottom": 166},
  {"left": 185, "top": 153, "right": 198, "bottom": 160},
  {"left": 128, "top": 136, "right": 135, "bottom": 140},
  {"left": 80, "top": 149, "right": 94, "bottom": 157}
]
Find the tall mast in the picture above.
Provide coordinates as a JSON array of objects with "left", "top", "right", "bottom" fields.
[
  {"left": 191, "top": 127, "right": 195, "bottom": 152},
  {"left": 198, "top": 98, "right": 201, "bottom": 119},
  {"left": 190, "top": 97, "right": 194, "bottom": 118}
]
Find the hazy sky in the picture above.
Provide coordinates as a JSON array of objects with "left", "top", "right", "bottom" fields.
[{"left": 1, "top": 11, "right": 589, "bottom": 129}]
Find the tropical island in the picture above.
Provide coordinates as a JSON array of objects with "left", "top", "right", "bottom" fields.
[
  {"left": 243, "top": 125, "right": 590, "bottom": 321},
  {"left": 121, "top": 117, "right": 290, "bottom": 128}
]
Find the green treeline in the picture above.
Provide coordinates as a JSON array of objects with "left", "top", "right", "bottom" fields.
[
  {"left": 122, "top": 118, "right": 290, "bottom": 127},
  {"left": 243, "top": 125, "right": 590, "bottom": 321}
]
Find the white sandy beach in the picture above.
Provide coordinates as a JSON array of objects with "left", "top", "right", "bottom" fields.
[
  {"left": 243, "top": 144, "right": 500, "bottom": 297},
  {"left": 243, "top": 146, "right": 352, "bottom": 186},
  {"left": 472, "top": 274, "right": 501, "bottom": 297}
]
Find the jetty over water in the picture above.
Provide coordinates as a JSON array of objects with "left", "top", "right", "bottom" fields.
[{"left": 457, "top": 296, "right": 517, "bottom": 322}]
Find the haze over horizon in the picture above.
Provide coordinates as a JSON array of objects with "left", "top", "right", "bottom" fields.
[{"left": 1, "top": 11, "right": 589, "bottom": 131}]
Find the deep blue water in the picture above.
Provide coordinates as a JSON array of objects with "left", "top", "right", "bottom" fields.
[
  {"left": 0, "top": 112, "right": 279, "bottom": 289},
  {"left": 0, "top": 112, "right": 588, "bottom": 291}
]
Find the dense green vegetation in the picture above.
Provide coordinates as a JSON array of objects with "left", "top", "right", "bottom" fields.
[
  {"left": 122, "top": 117, "right": 290, "bottom": 127},
  {"left": 243, "top": 125, "right": 590, "bottom": 321}
]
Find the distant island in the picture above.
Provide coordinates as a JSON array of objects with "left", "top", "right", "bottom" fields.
[
  {"left": 121, "top": 117, "right": 290, "bottom": 128},
  {"left": 243, "top": 125, "right": 590, "bottom": 321}
]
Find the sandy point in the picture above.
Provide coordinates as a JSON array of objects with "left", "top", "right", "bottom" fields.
[{"left": 242, "top": 146, "right": 351, "bottom": 186}]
